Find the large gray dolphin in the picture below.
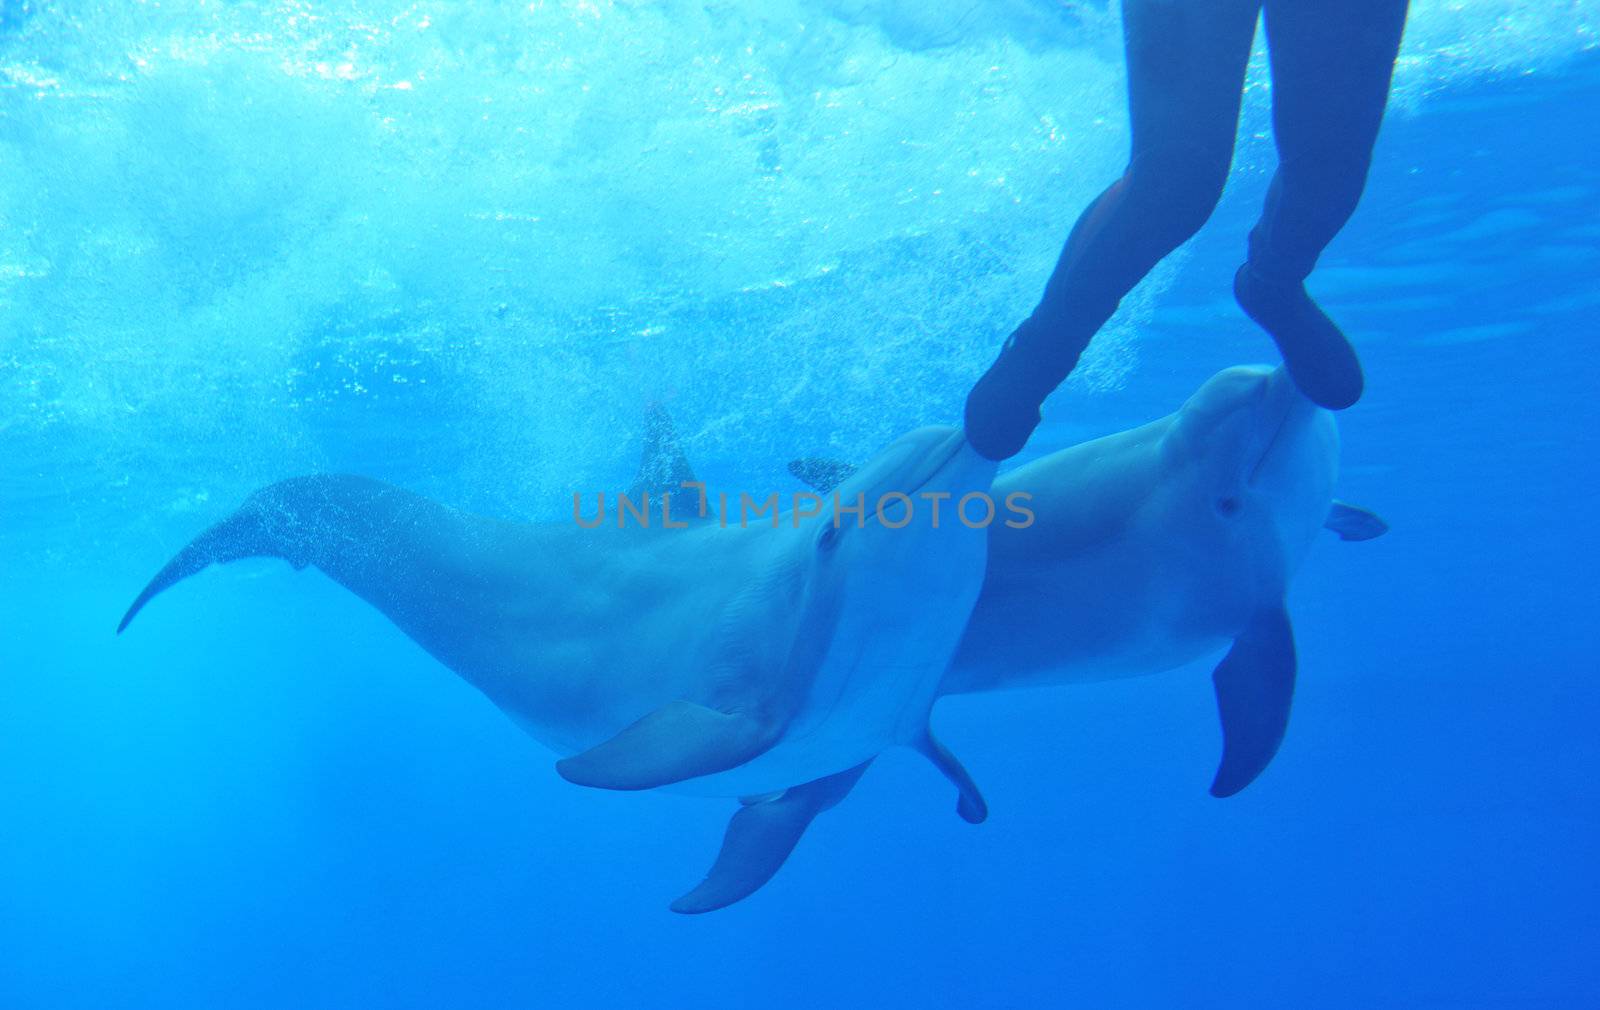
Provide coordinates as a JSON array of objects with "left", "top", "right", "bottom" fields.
[
  {"left": 117, "top": 424, "right": 998, "bottom": 908},
  {"left": 718, "top": 364, "right": 1385, "bottom": 909}
]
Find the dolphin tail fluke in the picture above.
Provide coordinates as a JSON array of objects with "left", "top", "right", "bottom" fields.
[
  {"left": 117, "top": 474, "right": 440, "bottom": 634},
  {"left": 1209, "top": 606, "right": 1297, "bottom": 798},
  {"left": 117, "top": 492, "right": 300, "bottom": 634},
  {"left": 555, "top": 700, "right": 780, "bottom": 791},
  {"left": 670, "top": 761, "right": 871, "bottom": 914},
  {"left": 914, "top": 728, "right": 988, "bottom": 824},
  {"left": 1324, "top": 500, "right": 1389, "bottom": 541}
]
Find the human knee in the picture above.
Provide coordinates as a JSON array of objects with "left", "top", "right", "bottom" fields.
[
  {"left": 1123, "top": 146, "right": 1231, "bottom": 246},
  {"left": 1282, "top": 148, "right": 1374, "bottom": 223}
]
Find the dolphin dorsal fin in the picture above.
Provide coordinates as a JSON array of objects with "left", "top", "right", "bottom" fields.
[
  {"left": 671, "top": 762, "right": 871, "bottom": 914},
  {"left": 1324, "top": 500, "right": 1389, "bottom": 541},
  {"left": 787, "top": 458, "right": 857, "bottom": 494},
  {"left": 626, "top": 402, "right": 698, "bottom": 501}
]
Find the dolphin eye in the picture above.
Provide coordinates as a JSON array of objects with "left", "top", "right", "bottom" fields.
[
  {"left": 817, "top": 524, "right": 844, "bottom": 552},
  {"left": 1216, "top": 496, "right": 1241, "bottom": 518}
]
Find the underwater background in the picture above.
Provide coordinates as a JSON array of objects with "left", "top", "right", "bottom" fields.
[{"left": 2, "top": 1, "right": 1596, "bottom": 1006}]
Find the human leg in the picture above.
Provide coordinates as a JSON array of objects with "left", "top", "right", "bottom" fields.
[
  {"left": 964, "top": 0, "right": 1263, "bottom": 460},
  {"left": 1236, "top": 0, "right": 1410, "bottom": 408}
]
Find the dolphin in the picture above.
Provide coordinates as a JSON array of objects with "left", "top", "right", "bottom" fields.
[
  {"left": 117, "top": 420, "right": 998, "bottom": 909},
  {"left": 949, "top": 363, "right": 1371, "bottom": 797},
  {"left": 700, "top": 364, "right": 1386, "bottom": 907}
]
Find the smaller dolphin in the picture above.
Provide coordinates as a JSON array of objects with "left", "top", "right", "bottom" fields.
[
  {"left": 951, "top": 364, "right": 1365, "bottom": 795},
  {"left": 950, "top": 365, "right": 1387, "bottom": 794},
  {"left": 691, "top": 365, "right": 1386, "bottom": 908}
]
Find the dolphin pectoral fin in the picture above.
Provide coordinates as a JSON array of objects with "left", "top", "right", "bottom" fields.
[
  {"left": 1210, "top": 606, "right": 1297, "bottom": 798},
  {"left": 1324, "top": 500, "right": 1389, "bottom": 541},
  {"left": 914, "top": 728, "right": 988, "bottom": 824},
  {"left": 555, "top": 701, "right": 778, "bottom": 791},
  {"left": 786, "top": 458, "right": 858, "bottom": 494},
  {"left": 670, "top": 761, "right": 871, "bottom": 915}
]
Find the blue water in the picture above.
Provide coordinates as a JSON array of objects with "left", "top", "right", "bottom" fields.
[{"left": 3, "top": 2, "right": 1597, "bottom": 1006}]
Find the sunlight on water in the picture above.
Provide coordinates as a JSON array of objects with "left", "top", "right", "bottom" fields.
[{"left": 0, "top": 0, "right": 1594, "bottom": 540}]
